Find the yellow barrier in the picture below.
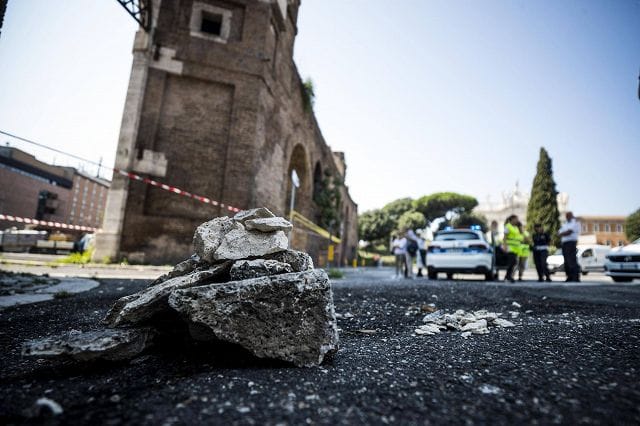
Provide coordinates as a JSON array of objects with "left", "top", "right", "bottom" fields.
[{"left": 290, "top": 210, "right": 341, "bottom": 244}]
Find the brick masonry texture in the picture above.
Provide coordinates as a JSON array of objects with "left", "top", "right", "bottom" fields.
[{"left": 102, "top": 0, "right": 358, "bottom": 265}]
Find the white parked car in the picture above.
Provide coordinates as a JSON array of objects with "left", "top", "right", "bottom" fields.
[
  {"left": 605, "top": 238, "right": 640, "bottom": 283},
  {"left": 427, "top": 228, "right": 494, "bottom": 281},
  {"left": 547, "top": 245, "right": 610, "bottom": 275}
]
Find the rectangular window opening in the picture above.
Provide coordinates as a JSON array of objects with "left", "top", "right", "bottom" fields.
[{"left": 201, "top": 12, "right": 223, "bottom": 35}]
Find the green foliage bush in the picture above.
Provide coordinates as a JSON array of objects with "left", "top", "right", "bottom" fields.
[{"left": 626, "top": 208, "right": 640, "bottom": 242}]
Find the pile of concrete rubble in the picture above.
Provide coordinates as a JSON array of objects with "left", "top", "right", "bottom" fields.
[
  {"left": 415, "top": 309, "right": 515, "bottom": 338},
  {"left": 23, "top": 208, "right": 339, "bottom": 367}
]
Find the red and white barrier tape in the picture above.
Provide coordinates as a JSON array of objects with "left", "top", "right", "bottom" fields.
[
  {"left": 0, "top": 214, "right": 98, "bottom": 232},
  {"left": 113, "top": 168, "right": 242, "bottom": 213}
]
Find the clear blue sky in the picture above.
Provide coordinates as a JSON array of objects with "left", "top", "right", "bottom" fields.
[{"left": 1, "top": 0, "right": 638, "bottom": 216}]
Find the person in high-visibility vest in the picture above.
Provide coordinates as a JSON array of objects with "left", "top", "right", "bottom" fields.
[
  {"left": 502, "top": 215, "right": 522, "bottom": 283},
  {"left": 517, "top": 223, "right": 531, "bottom": 281}
]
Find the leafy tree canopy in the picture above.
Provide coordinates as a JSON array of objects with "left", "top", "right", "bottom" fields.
[
  {"left": 452, "top": 212, "right": 489, "bottom": 232},
  {"left": 626, "top": 208, "right": 640, "bottom": 242},
  {"left": 397, "top": 210, "right": 427, "bottom": 232},
  {"left": 412, "top": 192, "right": 478, "bottom": 222},
  {"left": 382, "top": 197, "right": 414, "bottom": 220},
  {"left": 358, "top": 209, "right": 395, "bottom": 244}
]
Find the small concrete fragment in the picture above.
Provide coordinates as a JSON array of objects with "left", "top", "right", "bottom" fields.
[
  {"left": 460, "top": 319, "right": 489, "bottom": 334},
  {"left": 149, "top": 255, "right": 202, "bottom": 286},
  {"left": 244, "top": 217, "right": 293, "bottom": 233},
  {"left": 415, "top": 323, "right": 441, "bottom": 335},
  {"left": 233, "top": 207, "right": 275, "bottom": 224},
  {"left": 265, "top": 249, "right": 314, "bottom": 272},
  {"left": 230, "top": 259, "right": 293, "bottom": 281},
  {"left": 193, "top": 217, "right": 242, "bottom": 263},
  {"left": 104, "top": 264, "right": 230, "bottom": 327},
  {"left": 22, "top": 328, "right": 154, "bottom": 361},
  {"left": 168, "top": 269, "right": 338, "bottom": 367},
  {"left": 492, "top": 318, "right": 515, "bottom": 328},
  {"left": 213, "top": 229, "right": 288, "bottom": 261}
]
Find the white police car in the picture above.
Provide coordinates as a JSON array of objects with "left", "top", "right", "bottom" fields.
[
  {"left": 426, "top": 227, "right": 495, "bottom": 281},
  {"left": 605, "top": 238, "right": 640, "bottom": 283}
]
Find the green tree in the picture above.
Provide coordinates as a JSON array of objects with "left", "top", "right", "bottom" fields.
[
  {"left": 452, "top": 212, "right": 489, "bottom": 232},
  {"left": 412, "top": 192, "right": 478, "bottom": 222},
  {"left": 358, "top": 209, "right": 395, "bottom": 244},
  {"left": 625, "top": 208, "right": 640, "bottom": 242},
  {"left": 301, "top": 77, "right": 315, "bottom": 112},
  {"left": 315, "top": 170, "right": 342, "bottom": 235},
  {"left": 526, "top": 147, "right": 561, "bottom": 245},
  {"left": 382, "top": 197, "right": 414, "bottom": 222},
  {"left": 397, "top": 210, "right": 427, "bottom": 232}
]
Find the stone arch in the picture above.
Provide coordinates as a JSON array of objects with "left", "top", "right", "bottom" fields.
[{"left": 285, "top": 144, "right": 311, "bottom": 215}]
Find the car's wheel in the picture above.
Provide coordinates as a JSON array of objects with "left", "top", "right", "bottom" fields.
[
  {"left": 581, "top": 270, "right": 589, "bottom": 276},
  {"left": 612, "top": 276, "right": 633, "bottom": 283},
  {"left": 428, "top": 270, "right": 437, "bottom": 280},
  {"left": 446, "top": 273, "right": 453, "bottom": 280}
]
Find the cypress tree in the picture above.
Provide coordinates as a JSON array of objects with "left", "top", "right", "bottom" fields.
[{"left": 526, "top": 147, "right": 561, "bottom": 246}]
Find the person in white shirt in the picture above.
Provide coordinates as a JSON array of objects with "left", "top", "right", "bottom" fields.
[
  {"left": 391, "top": 235, "right": 407, "bottom": 278},
  {"left": 558, "top": 211, "right": 581, "bottom": 282},
  {"left": 404, "top": 229, "right": 419, "bottom": 279}
]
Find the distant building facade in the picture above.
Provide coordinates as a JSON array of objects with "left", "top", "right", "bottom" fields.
[
  {"left": 475, "top": 182, "right": 570, "bottom": 230},
  {"left": 0, "top": 146, "right": 109, "bottom": 231},
  {"left": 94, "top": 0, "right": 358, "bottom": 265},
  {"left": 577, "top": 216, "right": 628, "bottom": 247}
]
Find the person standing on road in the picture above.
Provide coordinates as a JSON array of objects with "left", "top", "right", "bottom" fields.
[
  {"left": 502, "top": 215, "right": 523, "bottom": 283},
  {"left": 488, "top": 220, "right": 503, "bottom": 280},
  {"left": 416, "top": 231, "right": 427, "bottom": 278},
  {"left": 391, "top": 234, "right": 406, "bottom": 279},
  {"left": 404, "top": 229, "right": 419, "bottom": 279},
  {"left": 559, "top": 212, "right": 581, "bottom": 282},
  {"left": 532, "top": 223, "right": 552, "bottom": 282},
  {"left": 517, "top": 222, "right": 531, "bottom": 282}
]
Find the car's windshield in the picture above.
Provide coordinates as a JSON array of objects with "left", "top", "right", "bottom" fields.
[
  {"left": 633, "top": 238, "right": 640, "bottom": 245},
  {"left": 434, "top": 232, "right": 479, "bottom": 241}
]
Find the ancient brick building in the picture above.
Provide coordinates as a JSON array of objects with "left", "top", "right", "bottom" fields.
[{"left": 95, "top": 0, "right": 358, "bottom": 265}]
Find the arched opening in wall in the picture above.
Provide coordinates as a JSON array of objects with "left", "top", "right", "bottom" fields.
[
  {"left": 313, "top": 162, "right": 323, "bottom": 202},
  {"left": 285, "top": 144, "right": 310, "bottom": 216}
]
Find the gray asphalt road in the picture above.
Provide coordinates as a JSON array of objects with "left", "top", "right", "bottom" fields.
[{"left": 1, "top": 268, "right": 638, "bottom": 425}]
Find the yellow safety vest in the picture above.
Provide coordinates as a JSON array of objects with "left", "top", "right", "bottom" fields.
[{"left": 504, "top": 223, "right": 523, "bottom": 255}]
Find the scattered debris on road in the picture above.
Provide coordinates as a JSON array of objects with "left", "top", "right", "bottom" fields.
[{"left": 414, "top": 309, "right": 516, "bottom": 337}]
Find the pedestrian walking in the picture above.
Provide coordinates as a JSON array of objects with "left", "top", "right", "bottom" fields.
[
  {"left": 416, "top": 231, "right": 427, "bottom": 277},
  {"left": 517, "top": 222, "right": 530, "bottom": 281},
  {"left": 391, "top": 234, "right": 406, "bottom": 278},
  {"left": 558, "top": 212, "right": 581, "bottom": 282},
  {"left": 532, "top": 223, "right": 552, "bottom": 282},
  {"left": 502, "top": 215, "right": 523, "bottom": 283},
  {"left": 404, "top": 229, "right": 419, "bottom": 279},
  {"left": 487, "top": 220, "right": 503, "bottom": 280}
]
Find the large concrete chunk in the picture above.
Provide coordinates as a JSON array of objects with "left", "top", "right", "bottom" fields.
[
  {"left": 233, "top": 207, "right": 275, "bottom": 224},
  {"left": 22, "top": 328, "right": 154, "bottom": 361},
  {"left": 213, "top": 228, "right": 288, "bottom": 261},
  {"left": 193, "top": 217, "right": 242, "bottom": 263},
  {"left": 168, "top": 269, "right": 339, "bottom": 367},
  {"left": 104, "top": 264, "right": 231, "bottom": 327},
  {"left": 230, "top": 259, "right": 293, "bottom": 281},
  {"left": 244, "top": 217, "right": 293, "bottom": 233},
  {"left": 265, "top": 249, "right": 314, "bottom": 272}
]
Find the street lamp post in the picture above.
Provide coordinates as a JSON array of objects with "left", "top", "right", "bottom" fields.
[{"left": 289, "top": 169, "right": 300, "bottom": 223}]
